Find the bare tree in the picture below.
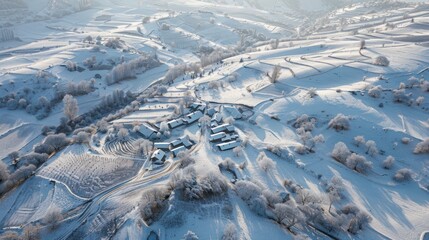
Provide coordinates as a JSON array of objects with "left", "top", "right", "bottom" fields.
[{"left": 331, "top": 142, "right": 351, "bottom": 163}]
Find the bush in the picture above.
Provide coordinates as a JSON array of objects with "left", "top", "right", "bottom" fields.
[
  {"left": 43, "top": 206, "right": 63, "bottom": 231},
  {"left": 353, "top": 136, "right": 365, "bottom": 147},
  {"left": 222, "top": 223, "right": 238, "bottom": 240},
  {"left": 346, "top": 153, "right": 372, "bottom": 174},
  {"left": 0, "top": 161, "right": 9, "bottom": 183},
  {"left": 140, "top": 187, "right": 169, "bottom": 224},
  {"left": 368, "top": 85, "right": 382, "bottom": 98},
  {"left": 183, "top": 231, "right": 199, "bottom": 240},
  {"left": 414, "top": 139, "right": 429, "bottom": 154},
  {"left": 373, "top": 56, "right": 390, "bottom": 66},
  {"left": 328, "top": 114, "right": 350, "bottom": 131},
  {"left": 257, "top": 152, "right": 276, "bottom": 172},
  {"left": 331, "top": 142, "right": 351, "bottom": 163},
  {"left": 65, "top": 60, "right": 77, "bottom": 71},
  {"left": 394, "top": 168, "right": 413, "bottom": 182},
  {"left": 37, "top": 133, "right": 70, "bottom": 153},
  {"left": 365, "top": 140, "right": 378, "bottom": 156},
  {"left": 382, "top": 156, "right": 395, "bottom": 169},
  {"left": 74, "top": 132, "right": 90, "bottom": 144}
]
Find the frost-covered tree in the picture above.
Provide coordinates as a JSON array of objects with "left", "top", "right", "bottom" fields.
[
  {"left": 346, "top": 153, "right": 372, "bottom": 174},
  {"left": 43, "top": 206, "right": 63, "bottom": 230},
  {"left": 331, "top": 142, "right": 351, "bottom": 163},
  {"left": 63, "top": 94, "right": 78, "bottom": 120},
  {"left": 182, "top": 231, "right": 199, "bottom": 240},
  {"left": 74, "top": 132, "right": 90, "bottom": 144},
  {"left": 65, "top": 60, "right": 77, "bottom": 71},
  {"left": 273, "top": 203, "right": 304, "bottom": 230},
  {"left": 117, "top": 128, "right": 129, "bottom": 142},
  {"left": 262, "top": 190, "right": 282, "bottom": 208},
  {"left": 373, "top": 56, "right": 390, "bottom": 66},
  {"left": 219, "top": 158, "right": 236, "bottom": 171},
  {"left": 222, "top": 223, "right": 238, "bottom": 240},
  {"left": 353, "top": 136, "right": 366, "bottom": 147},
  {"left": 416, "top": 96, "right": 424, "bottom": 106},
  {"left": 365, "top": 140, "right": 378, "bottom": 156},
  {"left": 328, "top": 114, "right": 350, "bottom": 131},
  {"left": 368, "top": 85, "right": 382, "bottom": 98},
  {"left": 382, "top": 156, "right": 395, "bottom": 169},
  {"left": 137, "top": 139, "right": 153, "bottom": 156},
  {"left": 394, "top": 168, "right": 413, "bottom": 182},
  {"left": 414, "top": 139, "right": 429, "bottom": 154},
  {"left": 257, "top": 152, "right": 276, "bottom": 172}
]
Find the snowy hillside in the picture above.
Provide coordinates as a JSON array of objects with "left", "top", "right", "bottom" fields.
[{"left": 0, "top": 0, "right": 429, "bottom": 240}]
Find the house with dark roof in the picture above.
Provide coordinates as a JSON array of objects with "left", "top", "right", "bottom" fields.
[{"left": 138, "top": 123, "right": 159, "bottom": 139}]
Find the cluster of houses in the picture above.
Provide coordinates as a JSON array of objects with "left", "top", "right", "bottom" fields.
[
  {"left": 150, "top": 135, "right": 195, "bottom": 164},
  {"left": 136, "top": 101, "right": 243, "bottom": 164}
]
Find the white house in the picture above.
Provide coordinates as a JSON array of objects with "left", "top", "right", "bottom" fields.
[
  {"left": 209, "top": 132, "right": 227, "bottom": 142},
  {"left": 171, "top": 146, "right": 186, "bottom": 157},
  {"left": 211, "top": 124, "right": 235, "bottom": 134},
  {"left": 184, "top": 111, "right": 203, "bottom": 124},
  {"left": 167, "top": 118, "right": 185, "bottom": 129},
  {"left": 154, "top": 142, "right": 170, "bottom": 150},
  {"left": 151, "top": 149, "right": 166, "bottom": 164},
  {"left": 217, "top": 141, "right": 241, "bottom": 151}
]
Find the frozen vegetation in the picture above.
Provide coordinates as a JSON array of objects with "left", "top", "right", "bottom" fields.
[{"left": 0, "top": 0, "right": 429, "bottom": 240}]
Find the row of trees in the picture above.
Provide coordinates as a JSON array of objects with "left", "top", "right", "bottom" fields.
[{"left": 106, "top": 55, "right": 161, "bottom": 85}]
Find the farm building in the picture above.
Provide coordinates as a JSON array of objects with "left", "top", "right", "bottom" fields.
[
  {"left": 151, "top": 149, "right": 166, "bottom": 164},
  {"left": 167, "top": 118, "right": 185, "bottom": 129},
  {"left": 138, "top": 123, "right": 159, "bottom": 139},
  {"left": 171, "top": 146, "right": 186, "bottom": 157},
  {"left": 217, "top": 141, "right": 241, "bottom": 151},
  {"left": 154, "top": 142, "right": 170, "bottom": 150},
  {"left": 184, "top": 111, "right": 204, "bottom": 124},
  {"left": 210, "top": 132, "right": 227, "bottom": 142},
  {"left": 211, "top": 124, "right": 235, "bottom": 134}
]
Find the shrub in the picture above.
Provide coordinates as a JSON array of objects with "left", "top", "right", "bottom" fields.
[
  {"left": 328, "top": 114, "right": 350, "bottom": 131},
  {"left": 140, "top": 186, "right": 169, "bottom": 224},
  {"left": 353, "top": 136, "right": 365, "bottom": 147},
  {"left": 331, "top": 142, "right": 351, "bottom": 163},
  {"left": 65, "top": 60, "right": 77, "bottom": 71},
  {"left": 346, "top": 153, "right": 372, "bottom": 174},
  {"left": 183, "top": 231, "right": 199, "bottom": 240},
  {"left": 401, "top": 137, "right": 410, "bottom": 144},
  {"left": 257, "top": 152, "right": 276, "bottom": 172},
  {"left": 219, "top": 158, "right": 236, "bottom": 171},
  {"left": 373, "top": 56, "right": 390, "bottom": 66},
  {"left": 382, "top": 156, "right": 395, "bottom": 169},
  {"left": 222, "top": 223, "right": 238, "bottom": 240},
  {"left": 74, "top": 132, "right": 90, "bottom": 144},
  {"left": 416, "top": 96, "right": 424, "bottom": 106},
  {"left": 368, "top": 85, "right": 382, "bottom": 98},
  {"left": 63, "top": 94, "right": 79, "bottom": 120},
  {"left": 414, "top": 139, "right": 429, "bottom": 154},
  {"left": 43, "top": 206, "right": 63, "bottom": 231},
  {"left": 393, "top": 168, "right": 413, "bottom": 182},
  {"left": 365, "top": 140, "right": 378, "bottom": 156},
  {"left": 273, "top": 203, "right": 303, "bottom": 229}
]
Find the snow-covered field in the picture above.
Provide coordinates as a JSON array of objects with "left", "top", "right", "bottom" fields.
[{"left": 1, "top": 0, "right": 429, "bottom": 240}]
